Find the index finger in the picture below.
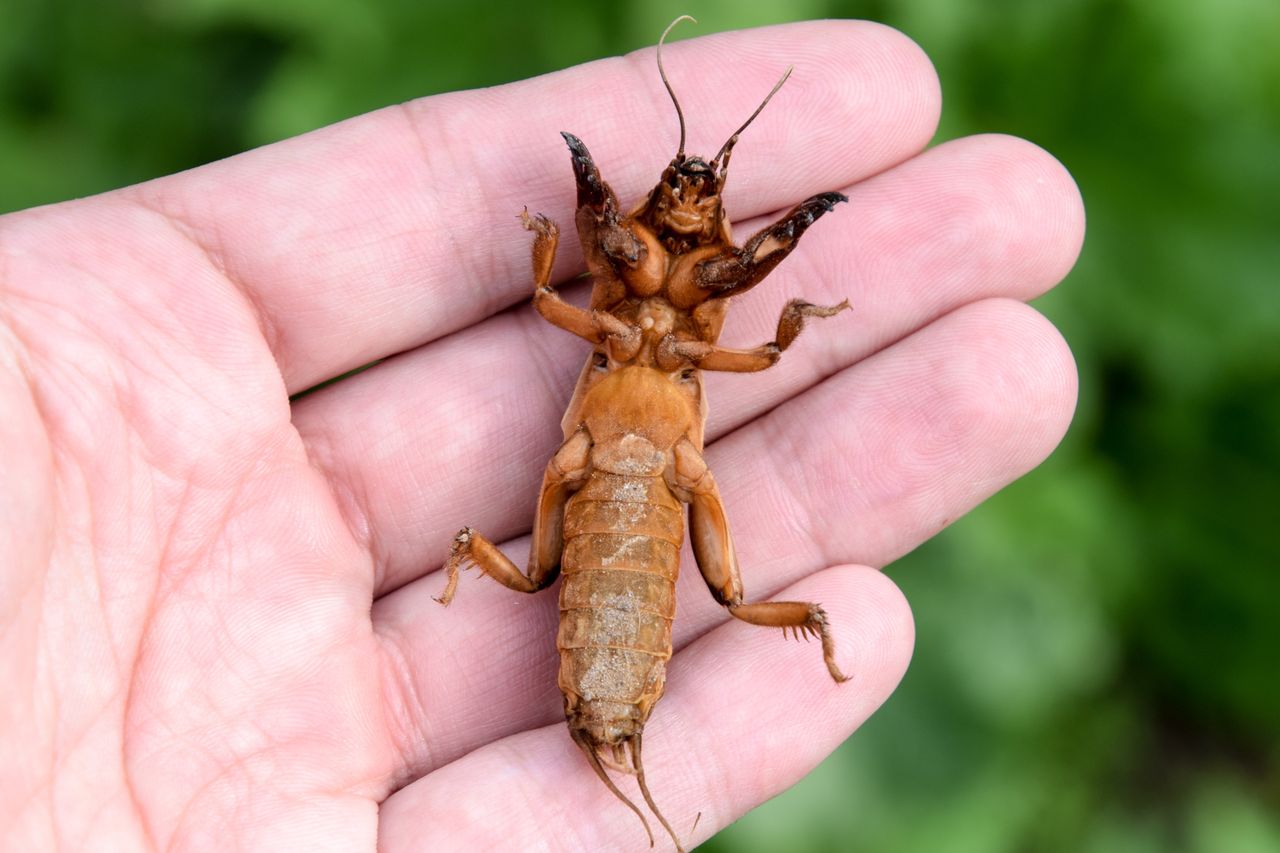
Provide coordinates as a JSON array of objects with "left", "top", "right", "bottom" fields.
[{"left": 133, "top": 21, "right": 939, "bottom": 392}]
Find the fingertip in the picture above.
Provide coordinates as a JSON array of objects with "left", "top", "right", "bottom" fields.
[
  {"left": 935, "top": 298, "right": 1080, "bottom": 462},
  {"left": 836, "top": 19, "right": 943, "bottom": 163},
  {"left": 821, "top": 563, "right": 917, "bottom": 698},
  {"left": 920, "top": 133, "right": 1086, "bottom": 299}
]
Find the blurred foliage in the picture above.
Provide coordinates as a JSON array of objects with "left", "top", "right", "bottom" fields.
[{"left": 3, "top": 0, "right": 1276, "bottom": 850}]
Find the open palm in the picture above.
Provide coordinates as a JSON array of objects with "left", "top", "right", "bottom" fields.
[{"left": 0, "top": 22, "right": 1081, "bottom": 852}]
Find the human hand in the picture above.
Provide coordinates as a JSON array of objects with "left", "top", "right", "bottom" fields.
[{"left": 0, "top": 21, "right": 1081, "bottom": 851}]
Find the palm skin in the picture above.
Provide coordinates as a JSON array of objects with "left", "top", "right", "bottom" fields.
[{"left": 0, "top": 21, "right": 1082, "bottom": 852}]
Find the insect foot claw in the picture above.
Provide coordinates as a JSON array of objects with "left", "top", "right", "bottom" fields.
[
  {"left": 817, "top": 191, "right": 849, "bottom": 209},
  {"left": 808, "top": 605, "right": 852, "bottom": 683},
  {"left": 435, "top": 527, "right": 475, "bottom": 606},
  {"left": 790, "top": 191, "right": 848, "bottom": 229},
  {"left": 451, "top": 527, "right": 474, "bottom": 549},
  {"left": 520, "top": 209, "right": 558, "bottom": 237}
]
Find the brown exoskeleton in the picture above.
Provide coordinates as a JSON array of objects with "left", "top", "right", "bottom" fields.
[{"left": 435, "top": 18, "right": 850, "bottom": 851}]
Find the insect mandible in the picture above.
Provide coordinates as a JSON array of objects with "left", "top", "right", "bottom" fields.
[{"left": 435, "top": 18, "right": 851, "bottom": 851}]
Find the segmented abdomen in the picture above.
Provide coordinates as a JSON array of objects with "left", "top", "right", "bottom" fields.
[{"left": 557, "top": 471, "right": 684, "bottom": 744}]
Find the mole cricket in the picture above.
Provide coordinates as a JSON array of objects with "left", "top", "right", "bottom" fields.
[{"left": 436, "top": 18, "right": 851, "bottom": 850}]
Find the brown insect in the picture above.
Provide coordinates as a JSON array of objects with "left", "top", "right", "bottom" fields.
[{"left": 435, "top": 18, "right": 850, "bottom": 851}]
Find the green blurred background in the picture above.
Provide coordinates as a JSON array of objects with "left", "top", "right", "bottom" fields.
[{"left": 4, "top": 0, "right": 1276, "bottom": 850}]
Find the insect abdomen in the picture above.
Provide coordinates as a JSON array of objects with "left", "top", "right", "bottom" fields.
[{"left": 557, "top": 471, "right": 684, "bottom": 746}]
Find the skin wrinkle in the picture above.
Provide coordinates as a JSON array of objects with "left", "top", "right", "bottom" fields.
[
  {"left": 503, "top": 740, "right": 569, "bottom": 853},
  {"left": 295, "top": 414, "right": 379, "bottom": 575},
  {"left": 44, "top": 626, "right": 121, "bottom": 843},
  {"left": 513, "top": 299, "right": 581, "bottom": 426},
  {"left": 97, "top": 429, "right": 162, "bottom": 851},
  {"left": 397, "top": 100, "right": 521, "bottom": 328},
  {"left": 74, "top": 765, "right": 141, "bottom": 851},
  {"left": 0, "top": 382, "right": 55, "bottom": 628},
  {"left": 156, "top": 475, "right": 239, "bottom": 599},
  {"left": 131, "top": 194, "right": 285, "bottom": 367},
  {"left": 372, "top": 628, "right": 434, "bottom": 790},
  {"left": 394, "top": 610, "right": 465, "bottom": 765},
  {"left": 662, "top": 667, "right": 733, "bottom": 840},
  {"left": 756, "top": 400, "right": 834, "bottom": 572},
  {"left": 162, "top": 743, "right": 250, "bottom": 851},
  {"left": 402, "top": 108, "right": 493, "bottom": 318},
  {"left": 6, "top": 668, "right": 53, "bottom": 831}
]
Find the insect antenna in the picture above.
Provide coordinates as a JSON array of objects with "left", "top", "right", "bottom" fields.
[
  {"left": 632, "top": 734, "right": 685, "bottom": 853},
  {"left": 712, "top": 64, "right": 794, "bottom": 186},
  {"left": 658, "top": 15, "right": 696, "bottom": 159},
  {"left": 571, "top": 730, "right": 655, "bottom": 848}
]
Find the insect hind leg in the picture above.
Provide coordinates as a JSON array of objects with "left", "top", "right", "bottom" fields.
[
  {"left": 435, "top": 429, "right": 591, "bottom": 605},
  {"left": 672, "top": 437, "right": 850, "bottom": 683},
  {"left": 727, "top": 600, "right": 850, "bottom": 683},
  {"left": 433, "top": 527, "right": 553, "bottom": 605}
]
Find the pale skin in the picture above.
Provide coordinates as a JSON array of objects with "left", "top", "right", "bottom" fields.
[{"left": 0, "top": 21, "right": 1082, "bottom": 853}]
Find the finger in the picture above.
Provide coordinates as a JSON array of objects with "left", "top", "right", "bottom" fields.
[
  {"left": 293, "top": 133, "right": 1083, "bottom": 594},
  {"left": 126, "top": 21, "right": 939, "bottom": 392},
  {"left": 370, "top": 298, "right": 1075, "bottom": 778},
  {"left": 376, "top": 565, "right": 912, "bottom": 852}
]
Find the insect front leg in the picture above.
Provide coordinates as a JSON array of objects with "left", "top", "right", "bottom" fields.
[
  {"left": 560, "top": 132, "right": 647, "bottom": 291},
  {"left": 436, "top": 428, "right": 592, "bottom": 605},
  {"left": 695, "top": 191, "right": 848, "bottom": 299},
  {"left": 669, "top": 438, "right": 850, "bottom": 683}
]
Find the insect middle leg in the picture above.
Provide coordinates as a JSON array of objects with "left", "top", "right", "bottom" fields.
[
  {"left": 659, "top": 298, "right": 850, "bottom": 373},
  {"left": 436, "top": 428, "right": 592, "bottom": 605},
  {"left": 520, "top": 209, "right": 639, "bottom": 349},
  {"left": 670, "top": 439, "right": 850, "bottom": 682}
]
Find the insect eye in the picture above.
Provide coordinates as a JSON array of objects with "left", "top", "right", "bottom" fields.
[{"left": 592, "top": 352, "right": 609, "bottom": 371}]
